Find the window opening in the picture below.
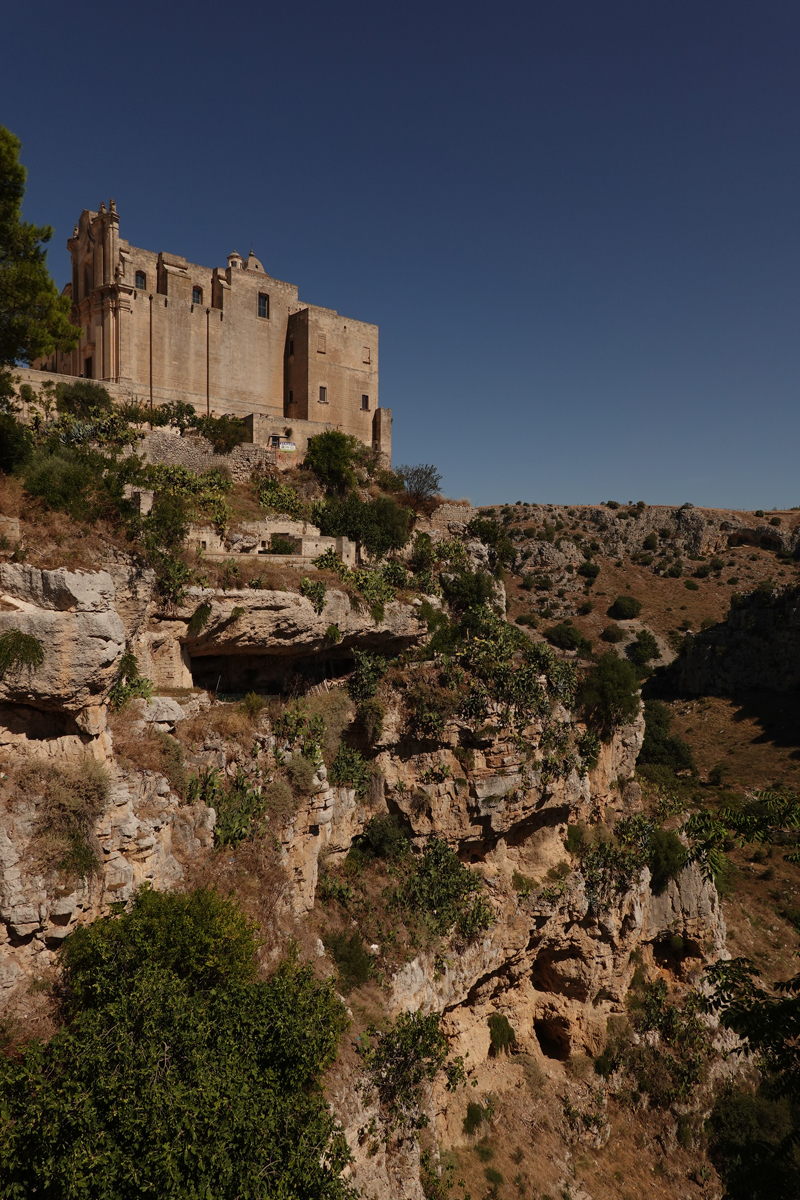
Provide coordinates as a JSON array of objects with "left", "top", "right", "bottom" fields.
[
  {"left": 135, "top": 270, "right": 146, "bottom": 290},
  {"left": 362, "top": 346, "right": 370, "bottom": 364},
  {"left": 288, "top": 390, "right": 294, "bottom": 405},
  {"left": 192, "top": 286, "right": 203, "bottom": 305},
  {"left": 258, "top": 293, "right": 269, "bottom": 318},
  {"left": 361, "top": 394, "right": 369, "bottom": 411},
  {"left": 317, "top": 334, "right": 326, "bottom": 354},
  {"left": 319, "top": 386, "right": 328, "bottom": 404}
]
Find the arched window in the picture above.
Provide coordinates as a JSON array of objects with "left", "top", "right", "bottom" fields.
[
  {"left": 135, "top": 270, "right": 146, "bottom": 290},
  {"left": 192, "top": 286, "right": 203, "bottom": 305}
]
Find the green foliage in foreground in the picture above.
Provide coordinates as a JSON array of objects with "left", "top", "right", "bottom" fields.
[
  {"left": 0, "top": 887, "right": 355, "bottom": 1200},
  {"left": 399, "top": 837, "right": 494, "bottom": 940}
]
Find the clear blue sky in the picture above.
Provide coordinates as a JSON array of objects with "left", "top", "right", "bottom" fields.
[{"left": 3, "top": 1, "right": 800, "bottom": 510}]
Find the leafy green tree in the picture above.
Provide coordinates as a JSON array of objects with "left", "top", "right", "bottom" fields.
[
  {"left": 577, "top": 652, "right": 640, "bottom": 737},
  {"left": 55, "top": 379, "right": 113, "bottom": 417},
  {"left": 0, "top": 887, "right": 355, "bottom": 1200},
  {"left": 395, "top": 463, "right": 442, "bottom": 512},
  {"left": 359, "top": 1010, "right": 463, "bottom": 1135},
  {"left": 0, "top": 127, "right": 79, "bottom": 371},
  {"left": 314, "top": 491, "right": 410, "bottom": 558},
  {"left": 304, "top": 430, "right": 360, "bottom": 493}
]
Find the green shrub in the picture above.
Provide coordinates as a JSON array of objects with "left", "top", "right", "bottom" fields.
[
  {"left": 400, "top": 837, "right": 484, "bottom": 936},
  {"left": 608, "top": 595, "right": 642, "bottom": 620},
  {"left": 0, "top": 412, "right": 33, "bottom": 472},
  {"left": 578, "top": 560, "right": 600, "bottom": 582},
  {"left": 187, "top": 602, "right": 212, "bottom": 637},
  {"left": 325, "top": 622, "right": 342, "bottom": 644},
  {"left": 358, "top": 813, "right": 410, "bottom": 860},
  {"left": 601, "top": 622, "right": 625, "bottom": 643},
  {"left": 300, "top": 576, "right": 327, "bottom": 614},
  {"left": 441, "top": 567, "right": 497, "bottom": 613},
  {"left": 648, "top": 827, "right": 688, "bottom": 894},
  {"left": 264, "top": 779, "right": 295, "bottom": 824},
  {"left": 544, "top": 621, "right": 592, "bottom": 654},
  {"left": 626, "top": 629, "right": 660, "bottom": 669},
  {"left": 324, "top": 929, "right": 373, "bottom": 992},
  {"left": 55, "top": 379, "right": 113, "bottom": 416},
  {"left": 643, "top": 532, "right": 658, "bottom": 551},
  {"left": 684, "top": 579, "right": 699, "bottom": 591},
  {"left": 639, "top": 700, "right": 694, "bottom": 774},
  {"left": 256, "top": 476, "right": 303, "bottom": 517},
  {"left": 108, "top": 648, "right": 153, "bottom": 710},
  {"left": 239, "top": 692, "right": 265, "bottom": 721},
  {"left": 358, "top": 1010, "right": 457, "bottom": 1135},
  {"left": 488, "top": 1013, "right": 516, "bottom": 1054},
  {"left": 463, "top": 1101, "right": 486, "bottom": 1135},
  {"left": 0, "top": 628, "right": 43, "bottom": 676},
  {"left": 304, "top": 429, "right": 360, "bottom": 492},
  {"left": 348, "top": 649, "right": 387, "bottom": 702},
  {"left": 485, "top": 1167, "right": 504, "bottom": 1185},
  {"left": 286, "top": 754, "right": 317, "bottom": 796},
  {"left": 578, "top": 600, "right": 594, "bottom": 615},
  {"left": 23, "top": 445, "right": 98, "bottom": 518},
  {"left": 357, "top": 697, "right": 386, "bottom": 743},
  {"left": 213, "top": 769, "right": 267, "bottom": 846},
  {"left": 329, "top": 744, "right": 372, "bottom": 798},
  {"left": 707, "top": 1083, "right": 798, "bottom": 1200},
  {"left": 271, "top": 534, "right": 297, "bottom": 555},
  {"left": 515, "top": 612, "right": 538, "bottom": 627},
  {"left": 192, "top": 412, "right": 250, "bottom": 454},
  {"left": 577, "top": 653, "right": 640, "bottom": 736}
]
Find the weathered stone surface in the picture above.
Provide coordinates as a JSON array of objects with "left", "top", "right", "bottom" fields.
[
  {"left": 0, "top": 565, "right": 125, "bottom": 712},
  {"left": 0, "top": 765, "right": 215, "bottom": 998}
]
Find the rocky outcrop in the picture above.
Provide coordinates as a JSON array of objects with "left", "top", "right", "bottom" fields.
[
  {"left": 0, "top": 565, "right": 126, "bottom": 757},
  {"left": 0, "top": 765, "right": 215, "bottom": 999},
  {"left": 670, "top": 583, "right": 800, "bottom": 695},
  {"left": 137, "top": 586, "right": 427, "bottom": 690},
  {"left": 389, "top": 861, "right": 725, "bottom": 1060}
]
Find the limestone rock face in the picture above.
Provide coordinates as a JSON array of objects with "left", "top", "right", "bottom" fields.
[
  {"left": 388, "top": 863, "right": 726, "bottom": 1060},
  {"left": 0, "top": 565, "right": 125, "bottom": 713},
  {"left": 0, "top": 765, "right": 215, "bottom": 999},
  {"left": 180, "top": 587, "right": 423, "bottom": 658}
]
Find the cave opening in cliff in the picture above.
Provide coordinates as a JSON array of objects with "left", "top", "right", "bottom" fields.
[
  {"left": 188, "top": 651, "right": 357, "bottom": 695},
  {"left": 533, "top": 1016, "right": 571, "bottom": 1061}
]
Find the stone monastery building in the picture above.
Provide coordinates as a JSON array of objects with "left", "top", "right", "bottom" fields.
[{"left": 38, "top": 200, "right": 391, "bottom": 460}]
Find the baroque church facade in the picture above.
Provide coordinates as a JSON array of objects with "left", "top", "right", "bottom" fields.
[{"left": 38, "top": 201, "right": 390, "bottom": 460}]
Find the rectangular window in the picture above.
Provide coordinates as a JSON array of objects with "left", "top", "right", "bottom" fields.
[
  {"left": 319, "top": 386, "right": 328, "bottom": 404},
  {"left": 192, "top": 286, "right": 202, "bottom": 305},
  {"left": 317, "top": 334, "right": 326, "bottom": 354},
  {"left": 84, "top": 356, "right": 93, "bottom": 380},
  {"left": 258, "top": 293, "right": 269, "bottom": 318},
  {"left": 288, "top": 390, "right": 294, "bottom": 405},
  {"left": 362, "top": 346, "right": 370, "bottom": 364},
  {"left": 289, "top": 337, "right": 294, "bottom": 356},
  {"left": 361, "top": 394, "right": 369, "bottom": 410},
  {"left": 135, "top": 270, "right": 146, "bottom": 290}
]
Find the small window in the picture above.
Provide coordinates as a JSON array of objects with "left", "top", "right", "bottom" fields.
[
  {"left": 319, "top": 386, "right": 328, "bottom": 404},
  {"left": 362, "top": 345, "right": 370, "bottom": 364},
  {"left": 192, "top": 286, "right": 203, "bottom": 305},
  {"left": 258, "top": 293, "right": 269, "bottom": 318},
  {"left": 361, "top": 394, "right": 369, "bottom": 411},
  {"left": 135, "top": 271, "right": 146, "bottom": 290},
  {"left": 288, "top": 390, "right": 294, "bottom": 405},
  {"left": 289, "top": 338, "right": 294, "bottom": 356},
  {"left": 317, "top": 334, "right": 326, "bottom": 354}
]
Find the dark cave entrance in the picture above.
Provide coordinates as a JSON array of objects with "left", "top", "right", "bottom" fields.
[
  {"left": 534, "top": 1016, "right": 571, "bottom": 1061},
  {"left": 188, "top": 651, "right": 356, "bottom": 696}
]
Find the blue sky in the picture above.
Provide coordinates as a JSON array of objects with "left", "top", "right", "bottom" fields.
[{"left": 4, "top": 0, "right": 800, "bottom": 509}]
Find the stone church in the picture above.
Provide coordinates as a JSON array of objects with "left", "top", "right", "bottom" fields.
[{"left": 37, "top": 201, "right": 391, "bottom": 460}]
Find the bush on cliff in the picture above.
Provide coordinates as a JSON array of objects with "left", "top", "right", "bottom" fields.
[
  {"left": 577, "top": 652, "right": 640, "bottom": 738},
  {"left": 639, "top": 700, "right": 695, "bottom": 775},
  {"left": 0, "top": 887, "right": 355, "bottom": 1199}
]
